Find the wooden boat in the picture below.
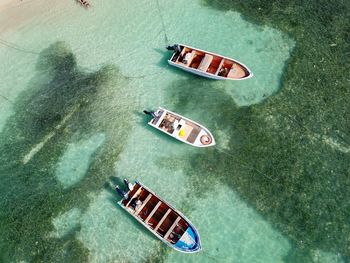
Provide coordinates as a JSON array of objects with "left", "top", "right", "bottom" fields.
[
  {"left": 116, "top": 180, "right": 201, "bottom": 253},
  {"left": 77, "top": 0, "right": 91, "bottom": 8},
  {"left": 144, "top": 107, "right": 215, "bottom": 147},
  {"left": 166, "top": 44, "right": 253, "bottom": 80}
]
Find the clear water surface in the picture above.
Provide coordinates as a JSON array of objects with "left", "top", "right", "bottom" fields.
[{"left": 0, "top": 0, "right": 345, "bottom": 262}]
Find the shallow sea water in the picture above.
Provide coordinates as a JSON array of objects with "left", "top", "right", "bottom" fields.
[{"left": 0, "top": 0, "right": 344, "bottom": 262}]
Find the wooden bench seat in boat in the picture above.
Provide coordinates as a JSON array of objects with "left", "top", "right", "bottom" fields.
[
  {"left": 145, "top": 201, "right": 162, "bottom": 223},
  {"left": 154, "top": 209, "right": 172, "bottom": 232},
  {"left": 215, "top": 58, "right": 225, "bottom": 75},
  {"left": 135, "top": 193, "right": 152, "bottom": 215},
  {"left": 182, "top": 51, "right": 196, "bottom": 66},
  {"left": 197, "top": 54, "right": 213, "bottom": 72},
  {"left": 164, "top": 216, "right": 182, "bottom": 239}
]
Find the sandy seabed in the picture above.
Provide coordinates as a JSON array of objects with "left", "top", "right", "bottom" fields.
[{"left": 0, "top": 0, "right": 63, "bottom": 33}]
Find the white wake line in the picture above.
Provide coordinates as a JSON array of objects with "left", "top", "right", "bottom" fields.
[
  {"left": 22, "top": 106, "right": 79, "bottom": 164},
  {"left": 309, "top": 133, "right": 350, "bottom": 154},
  {"left": 323, "top": 136, "right": 350, "bottom": 153}
]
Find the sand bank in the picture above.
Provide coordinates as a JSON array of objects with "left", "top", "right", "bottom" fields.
[{"left": 0, "top": 0, "right": 63, "bottom": 33}]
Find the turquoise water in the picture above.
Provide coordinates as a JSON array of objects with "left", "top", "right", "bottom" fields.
[{"left": 0, "top": 0, "right": 348, "bottom": 262}]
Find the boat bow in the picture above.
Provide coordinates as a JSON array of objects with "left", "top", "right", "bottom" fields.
[{"left": 175, "top": 225, "right": 201, "bottom": 253}]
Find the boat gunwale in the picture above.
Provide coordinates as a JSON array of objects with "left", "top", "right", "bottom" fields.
[
  {"left": 168, "top": 43, "right": 253, "bottom": 80},
  {"left": 117, "top": 180, "right": 202, "bottom": 253}
]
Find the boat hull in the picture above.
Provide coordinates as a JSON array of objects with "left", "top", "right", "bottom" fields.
[
  {"left": 167, "top": 43, "right": 253, "bottom": 80},
  {"left": 117, "top": 181, "right": 201, "bottom": 253},
  {"left": 147, "top": 107, "right": 215, "bottom": 147}
]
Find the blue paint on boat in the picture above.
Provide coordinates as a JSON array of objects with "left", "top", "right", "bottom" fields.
[{"left": 174, "top": 225, "right": 201, "bottom": 252}]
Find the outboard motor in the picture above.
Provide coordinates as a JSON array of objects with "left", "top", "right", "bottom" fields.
[
  {"left": 173, "top": 44, "right": 181, "bottom": 53},
  {"left": 143, "top": 110, "right": 157, "bottom": 118},
  {"left": 123, "top": 179, "right": 134, "bottom": 191},
  {"left": 166, "top": 44, "right": 181, "bottom": 54},
  {"left": 115, "top": 185, "right": 128, "bottom": 199},
  {"left": 166, "top": 45, "right": 175, "bottom": 51}
]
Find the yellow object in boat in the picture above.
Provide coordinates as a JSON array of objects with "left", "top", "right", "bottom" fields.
[{"left": 179, "top": 129, "right": 185, "bottom": 137}]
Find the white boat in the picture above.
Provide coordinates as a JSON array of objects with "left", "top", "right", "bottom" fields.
[
  {"left": 115, "top": 179, "right": 201, "bottom": 253},
  {"left": 167, "top": 44, "right": 253, "bottom": 80},
  {"left": 144, "top": 107, "right": 215, "bottom": 147}
]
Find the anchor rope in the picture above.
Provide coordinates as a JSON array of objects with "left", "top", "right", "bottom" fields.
[
  {"left": 0, "top": 38, "right": 39, "bottom": 55},
  {"left": 156, "top": 0, "right": 170, "bottom": 46},
  {"left": 202, "top": 250, "right": 233, "bottom": 262},
  {"left": 122, "top": 64, "right": 169, "bottom": 79},
  {"left": 0, "top": 94, "right": 15, "bottom": 105}
]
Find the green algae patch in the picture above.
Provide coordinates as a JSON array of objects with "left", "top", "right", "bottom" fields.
[
  {"left": 0, "top": 42, "right": 135, "bottom": 262},
  {"left": 161, "top": 73, "right": 350, "bottom": 261},
  {"left": 164, "top": 0, "right": 350, "bottom": 260}
]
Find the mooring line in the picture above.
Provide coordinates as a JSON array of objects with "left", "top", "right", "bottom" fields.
[
  {"left": 202, "top": 250, "right": 233, "bottom": 263},
  {"left": 155, "top": 0, "right": 170, "bottom": 46},
  {"left": 0, "top": 38, "right": 39, "bottom": 55},
  {"left": 0, "top": 94, "right": 15, "bottom": 105},
  {"left": 123, "top": 64, "right": 169, "bottom": 79}
]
